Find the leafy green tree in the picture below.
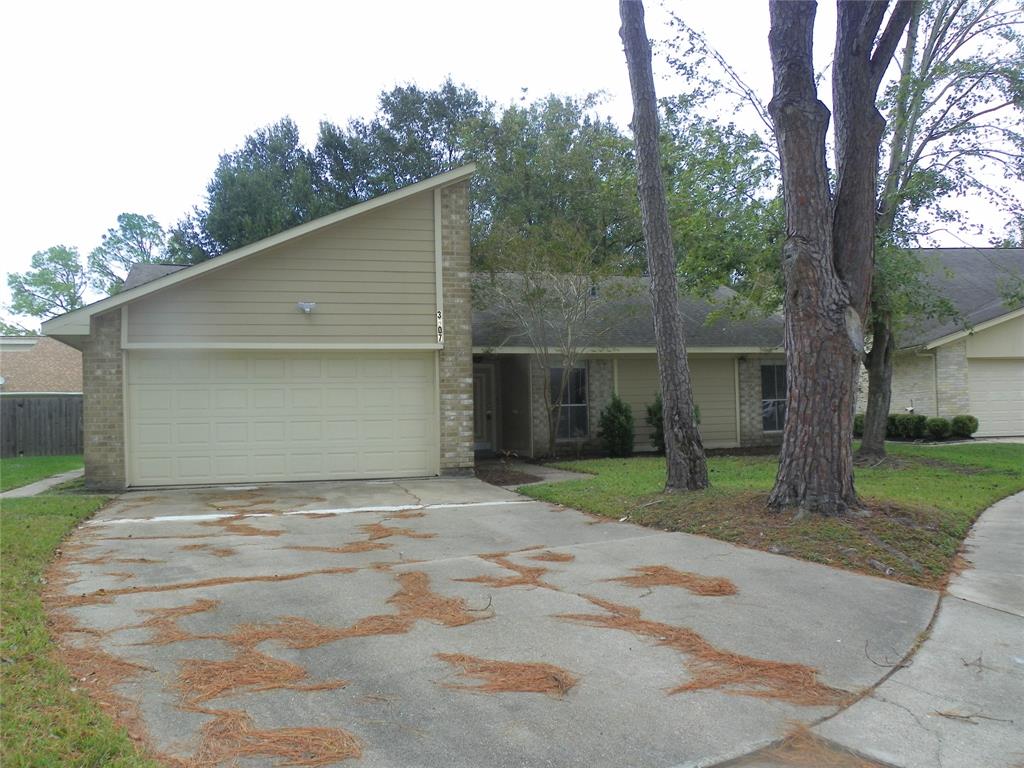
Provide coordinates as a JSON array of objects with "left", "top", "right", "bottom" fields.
[
  {"left": 859, "top": 0, "right": 1024, "bottom": 460},
  {"left": 661, "top": 102, "right": 783, "bottom": 309},
  {"left": 88, "top": 213, "right": 168, "bottom": 295},
  {"left": 0, "top": 318, "right": 35, "bottom": 335},
  {"left": 472, "top": 94, "right": 640, "bottom": 268},
  {"left": 169, "top": 118, "right": 324, "bottom": 258},
  {"left": 6, "top": 246, "right": 87, "bottom": 319},
  {"left": 317, "top": 78, "right": 494, "bottom": 204}
]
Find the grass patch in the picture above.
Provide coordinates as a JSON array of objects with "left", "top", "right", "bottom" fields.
[
  {"left": 0, "top": 454, "right": 83, "bottom": 492},
  {"left": 522, "top": 443, "right": 1024, "bottom": 589},
  {"left": 0, "top": 493, "right": 165, "bottom": 767}
]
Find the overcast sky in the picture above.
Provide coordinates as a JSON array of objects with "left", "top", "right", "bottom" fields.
[{"left": 0, "top": 1, "right": 1004, "bottom": 325}]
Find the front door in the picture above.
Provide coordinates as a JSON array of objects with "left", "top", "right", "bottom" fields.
[{"left": 473, "top": 364, "right": 495, "bottom": 450}]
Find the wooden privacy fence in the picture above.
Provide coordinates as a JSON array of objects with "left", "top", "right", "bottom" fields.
[{"left": 0, "top": 395, "right": 83, "bottom": 458}]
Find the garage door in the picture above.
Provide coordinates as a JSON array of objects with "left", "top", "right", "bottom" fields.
[
  {"left": 126, "top": 350, "right": 437, "bottom": 486},
  {"left": 968, "top": 359, "right": 1024, "bottom": 437}
]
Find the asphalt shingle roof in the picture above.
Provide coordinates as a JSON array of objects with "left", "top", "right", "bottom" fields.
[{"left": 897, "top": 248, "right": 1023, "bottom": 348}]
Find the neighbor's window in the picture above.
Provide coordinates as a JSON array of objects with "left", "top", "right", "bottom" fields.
[
  {"left": 761, "top": 364, "right": 787, "bottom": 432},
  {"left": 551, "top": 366, "right": 588, "bottom": 440}
]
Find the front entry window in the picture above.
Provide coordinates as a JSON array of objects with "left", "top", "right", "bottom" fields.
[
  {"left": 551, "top": 366, "right": 588, "bottom": 439},
  {"left": 761, "top": 363, "right": 787, "bottom": 432}
]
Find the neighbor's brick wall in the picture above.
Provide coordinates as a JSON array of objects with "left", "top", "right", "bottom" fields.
[
  {"left": 935, "top": 339, "right": 969, "bottom": 417},
  {"left": 438, "top": 181, "right": 474, "bottom": 473},
  {"left": 82, "top": 310, "right": 125, "bottom": 490},
  {"left": 737, "top": 355, "right": 785, "bottom": 448},
  {"left": 890, "top": 351, "right": 937, "bottom": 416},
  {"left": 0, "top": 337, "right": 82, "bottom": 393}
]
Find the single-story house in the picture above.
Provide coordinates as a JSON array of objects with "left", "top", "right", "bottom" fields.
[
  {"left": 0, "top": 335, "right": 82, "bottom": 393},
  {"left": 888, "top": 248, "right": 1023, "bottom": 437},
  {"left": 42, "top": 166, "right": 477, "bottom": 490},
  {"left": 471, "top": 282, "right": 785, "bottom": 458}
]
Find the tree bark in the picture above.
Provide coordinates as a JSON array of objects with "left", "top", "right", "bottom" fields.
[
  {"left": 858, "top": 311, "right": 894, "bottom": 461},
  {"left": 620, "top": 0, "right": 708, "bottom": 491},
  {"left": 859, "top": 5, "right": 921, "bottom": 461}
]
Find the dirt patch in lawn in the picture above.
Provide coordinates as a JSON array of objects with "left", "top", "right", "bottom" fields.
[
  {"left": 475, "top": 464, "right": 543, "bottom": 486},
  {"left": 608, "top": 565, "right": 737, "bottom": 596},
  {"left": 628, "top": 491, "right": 961, "bottom": 589},
  {"left": 436, "top": 653, "right": 578, "bottom": 698},
  {"left": 558, "top": 596, "right": 847, "bottom": 707}
]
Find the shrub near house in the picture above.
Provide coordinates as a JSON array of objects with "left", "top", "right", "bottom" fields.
[{"left": 854, "top": 412, "right": 979, "bottom": 441}]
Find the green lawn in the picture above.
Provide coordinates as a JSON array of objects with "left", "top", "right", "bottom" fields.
[
  {"left": 0, "top": 493, "right": 161, "bottom": 767},
  {"left": 522, "top": 442, "right": 1024, "bottom": 588},
  {"left": 0, "top": 454, "right": 83, "bottom": 492}
]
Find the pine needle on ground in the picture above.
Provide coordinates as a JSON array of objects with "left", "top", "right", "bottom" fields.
[
  {"left": 436, "top": 653, "right": 578, "bottom": 698},
  {"left": 608, "top": 565, "right": 737, "bottom": 596},
  {"left": 557, "top": 596, "right": 846, "bottom": 706}
]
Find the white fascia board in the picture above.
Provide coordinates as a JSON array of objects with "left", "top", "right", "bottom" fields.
[{"left": 41, "top": 164, "right": 477, "bottom": 337}]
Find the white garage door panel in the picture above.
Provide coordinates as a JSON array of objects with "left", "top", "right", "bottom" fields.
[
  {"left": 968, "top": 359, "right": 1024, "bottom": 437},
  {"left": 127, "top": 350, "right": 437, "bottom": 486}
]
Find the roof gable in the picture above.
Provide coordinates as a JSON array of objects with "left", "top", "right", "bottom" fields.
[{"left": 41, "top": 164, "right": 475, "bottom": 336}]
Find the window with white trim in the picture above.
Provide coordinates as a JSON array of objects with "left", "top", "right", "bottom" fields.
[
  {"left": 761, "top": 363, "right": 786, "bottom": 432},
  {"left": 551, "top": 366, "right": 588, "bottom": 440}
]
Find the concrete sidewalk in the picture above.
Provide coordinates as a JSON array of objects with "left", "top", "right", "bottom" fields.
[
  {"left": 0, "top": 468, "right": 84, "bottom": 499},
  {"left": 814, "top": 492, "right": 1024, "bottom": 768}
]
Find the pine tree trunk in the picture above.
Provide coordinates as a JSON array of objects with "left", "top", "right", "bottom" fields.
[
  {"left": 619, "top": 0, "right": 708, "bottom": 491},
  {"left": 858, "top": 312, "right": 894, "bottom": 461}
]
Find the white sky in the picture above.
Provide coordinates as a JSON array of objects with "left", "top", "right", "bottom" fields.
[{"left": 0, "top": 0, "right": 1005, "bottom": 326}]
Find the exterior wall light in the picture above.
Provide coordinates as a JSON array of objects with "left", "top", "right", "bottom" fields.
[{"left": 296, "top": 301, "right": 317, "bottom": 314}]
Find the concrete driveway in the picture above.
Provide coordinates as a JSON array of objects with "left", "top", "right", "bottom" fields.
[{"left": 48, "top": 477, "right": 937, "bottom": 767}]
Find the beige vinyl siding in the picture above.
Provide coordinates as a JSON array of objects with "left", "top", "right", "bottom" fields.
[
  {"left": 125, "top": 192, "right": 436, "bottom": 345},
  {"left": 616, "top": 355, "right": 738, "bottom": 450},
  {"left": 965, "top": 315, "right": 1024, "bottom": 358}
]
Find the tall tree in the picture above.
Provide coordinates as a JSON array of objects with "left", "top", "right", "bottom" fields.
[
  {"left": 766, "top": 0, "right": 914, "bottom": 515},
  {"left": 620, "top": 0, "right": 709, "bottom": 492},
  {"left": 169, "top": 117, "right": 324, "bottom": 259},
  {"left": 472, "top": 94, "right": 641, "bottom": 456},
  {"left": 6, "top": 246, "right": 87, "bottom": 319},
  {"left": 859, "top": 0, "right": 1023, "bottom": 460},
  {"left": 88, "top": 213, "right": 168, "bottom": 295}
]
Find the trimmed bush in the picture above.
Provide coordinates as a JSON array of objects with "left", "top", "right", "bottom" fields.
[
  {"left": 951, "top": 415, "right": 979, "bottom": 439},
  {"left": 926, "top": 417, "right": 952, "bottom": 441},
  {"left": 598, "top": 395, "right": 635, "bottom": 457},
  {"left": 645, "top": 395, "right": 699, "bottom": 454},
  {"left": 886, "top": 414, "right": 900, "bottom": 439},
  {"left": 891, "top": 413, "right": 928, "bottom": 440},
  {"left": 854, "top": 413, "right": 865, "bottom": 438},
  {"left": 906, "top": 414, "right": 928, "bottom": 439}
]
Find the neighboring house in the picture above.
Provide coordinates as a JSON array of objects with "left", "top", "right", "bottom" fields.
[
  {"left": 889, "top": 248, "right": 1023, "bottom": 437},
  {"left": 41, "top": 166, "right": 476, "bottom": 490},
  {"left": 0, "top": 336, "right": 82, "bottom": 393},
  {"left": 472, "top": 283, "right": 785, "bottom": 457}
]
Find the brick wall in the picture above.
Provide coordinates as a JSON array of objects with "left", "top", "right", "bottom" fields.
[
  {"left": 438, "top": 181, "right": 474, "bottom": 473},
  {"left": 890, "top": 351, "right": 937, "bottom": 416},
  {"left": 935, "top": 339, "right": 969, "bottom": 417},
  {"left": 82, "top": 310, "right": 125, "bottom": 490},
  {"left": 737, "top": 354, "right": 785, "bottom": 448}
]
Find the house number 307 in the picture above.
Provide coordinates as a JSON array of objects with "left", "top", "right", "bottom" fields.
[{"left": 436, "top": 311, "right": 444, "bottom": 343}]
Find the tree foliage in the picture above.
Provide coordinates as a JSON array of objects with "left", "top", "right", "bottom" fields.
[
  {"left": 6, "top": 246, "right": 87, "bottom": 319},
  {"left": 88, "top": 213, "right": 168, "bottom": 294}
]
